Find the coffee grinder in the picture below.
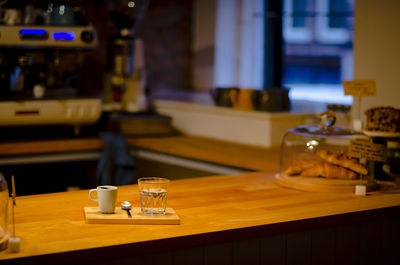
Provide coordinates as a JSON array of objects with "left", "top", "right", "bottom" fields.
[{"left": 102, "top": 0, "right": 149, "bottom": 112}]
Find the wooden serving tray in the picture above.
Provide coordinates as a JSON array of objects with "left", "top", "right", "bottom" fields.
[
  {"left": 274, "top": 173, "right": 378, "bottom": 193},
  {"left": 84, "top": 207, "right": 180, "bottom": 225}
]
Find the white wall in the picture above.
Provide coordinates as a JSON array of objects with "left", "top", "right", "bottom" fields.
[
  {"left": 155, "top": 100, "right": 316, "bottom": 147},
  {"left": 352, "top": 0, "right": 400, "bottom": 122}
]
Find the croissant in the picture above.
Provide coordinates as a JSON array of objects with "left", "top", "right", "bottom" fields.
[
  {"left": 285, "top": 159, "right": 320, "bottom": 176},
  {"left": 300, "top": 162, "right": 359, "bottom": 179},
  {"left": 316, "top": 150, "right": 368, "bottom": 175}
]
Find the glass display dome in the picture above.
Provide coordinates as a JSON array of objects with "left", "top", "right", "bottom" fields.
[
  {"left": 276, "top": 111, "right": 376, "bottom": 192},
  {"left": 0, "top": 172, "right": 9, "bottom": 251}
]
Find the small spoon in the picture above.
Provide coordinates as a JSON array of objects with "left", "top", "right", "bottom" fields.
[{"left": 121, "top": 201, "right": 132, "bottom": 218}]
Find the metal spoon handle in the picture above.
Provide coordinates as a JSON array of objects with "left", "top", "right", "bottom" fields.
[
  {"left": 125, "top": 209, "right": 132, "bottom": 218},
  {"left": 121, "top": 201, "right": 132, "bottom": 218}
]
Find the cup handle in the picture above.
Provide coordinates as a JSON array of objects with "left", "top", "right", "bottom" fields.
[{"left": 89, "top": 189, "right": 98, "bottom": 202}]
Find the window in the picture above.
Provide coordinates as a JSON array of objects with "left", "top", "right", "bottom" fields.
[
  {"left": 150, "top": 0, "right": 355, "bottom": 109},
  {"left": 214, "top": 0, "right": 264, "bottom": 89},
  {"left": 213, "top": 0, "right": 354, "bottom": 106},
  {"left": 282, "top": 0, "right": 354, "bottom": 104}
]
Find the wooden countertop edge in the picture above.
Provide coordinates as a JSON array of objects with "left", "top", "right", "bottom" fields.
[
  {"left": 0, "top": 138, "right": 105, "bottom": 156},
  {"left": 128, "top": 136, "right": 281, "bottom": 171},
  {"left": 0, "top": 136, "right": 280, "bottom": 171},
  {"left": 4, "top": 205, "right": 400, "bottom": 265}
]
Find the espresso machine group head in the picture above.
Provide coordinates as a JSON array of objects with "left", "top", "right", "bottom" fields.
[{"left": 0, "top": 1, "right": 101, "bottom": 131}]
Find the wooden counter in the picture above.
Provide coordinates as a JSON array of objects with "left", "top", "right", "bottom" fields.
[
  {"left": 0, "top": 138, "right": 104, "bottom": 156},
  {"left": 1, "top": 171, "right": 399, "bottom": 265},
  {"left": 128, "top": 136, "right": 280, "bottom": 171},
  {"left": 0, "top": 135, "right": 280, "bottom": 171}
]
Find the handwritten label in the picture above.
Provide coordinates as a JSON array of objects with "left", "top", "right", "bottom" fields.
[
  {"left": 348, "top": 139, "right": 387, "bottom": 162},
  {"left": 343, "top": 80, "right": 376, "bottom": 96}
]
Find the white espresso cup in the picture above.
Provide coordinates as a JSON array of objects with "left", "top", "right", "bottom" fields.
[{"left": 89, "top": 185, "right": 118, "bottom": 214}]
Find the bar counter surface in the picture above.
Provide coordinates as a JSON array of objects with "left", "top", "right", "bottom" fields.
[{"left": 1, "top": 171, "right": 400, "bottom": 265}]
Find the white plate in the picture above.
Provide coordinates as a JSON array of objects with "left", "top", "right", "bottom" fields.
[{"left": 363, "top": 130, "right": 400, "bottom": 138}]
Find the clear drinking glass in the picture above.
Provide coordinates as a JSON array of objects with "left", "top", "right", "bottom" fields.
[
  {"left": 0, "top": 173, "right": 9, "bottom": 251},
  {"left": 138, "top": 177, "right": 170, "bottom": 215}
]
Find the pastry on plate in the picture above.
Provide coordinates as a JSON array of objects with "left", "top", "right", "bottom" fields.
[
  {"left": 285, "top": 159, "right": 320, "bottom": 176},
  {"left": 300, "top": 162, "right": 359, "bottom": 179},
  {"left": 364, "top": 106, "right": 400, "bottom": 132},
  {"left": 316, "top": 150, "right": 368, "bottom": 175}
]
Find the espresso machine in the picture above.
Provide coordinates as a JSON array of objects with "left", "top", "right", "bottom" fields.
[{"left": 0, "top": 1, "right": 101, "bottom": 135}]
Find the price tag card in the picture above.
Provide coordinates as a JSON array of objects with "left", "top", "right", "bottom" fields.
[
  {"left": 343, "top": 80, "right": 376, "bottom": 96},
  {"left": 348, "top": 139, "right": 387, "bottom": 162}
]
